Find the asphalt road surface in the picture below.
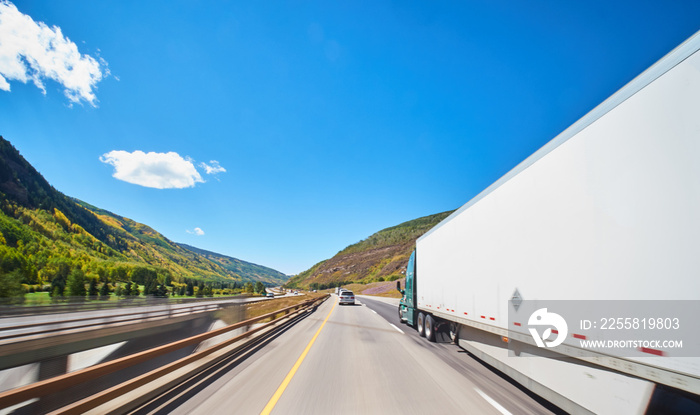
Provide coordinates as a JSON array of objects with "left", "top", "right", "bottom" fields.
[{"left": 149, "top": 294, "right": 557, "bottom": 415}]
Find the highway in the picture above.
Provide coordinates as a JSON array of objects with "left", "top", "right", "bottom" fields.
[{"left": 136, "top": 294, "right": 558, "bottom": 415}]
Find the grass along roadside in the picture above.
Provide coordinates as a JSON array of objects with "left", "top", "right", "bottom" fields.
[
  {"left": 340, "top": 279, "right": 404, "bottom": 299},
  {"left": 312, "top": 279, "right": 404, "bottom": 299},
  {"left": 244, "top": 293, "right": 326, "bottom": 322}
]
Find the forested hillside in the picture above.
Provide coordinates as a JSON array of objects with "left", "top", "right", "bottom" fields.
[
  {"left": 0, "top": 136, "right": 287, "bottom": 300},
  {"left": 284, "top": 210, "right": 454, "bottom": 290}
]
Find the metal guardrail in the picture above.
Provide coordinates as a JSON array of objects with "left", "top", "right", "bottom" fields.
[
  {"left": 0, "top": 295, "right": 256, "bottom": 317},
  {"left": 0, "top": 294, "right": 328, "bottom": 413},
  {"left": 0, "top": 303, "right": 218, "bottom": 344},
  {"left": 0, "top": 297, "right": 272, "bottom": 347}
]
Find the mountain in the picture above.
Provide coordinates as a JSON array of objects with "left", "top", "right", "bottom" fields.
[
  {"left": 0, "top": 135, "right": 287, "bottom": 287},
  {"left": 177, "top": 243, "right": 287, "bottom": 285},
  {"left": 284, "top": 210, "right": 454, "bottom": 289}
]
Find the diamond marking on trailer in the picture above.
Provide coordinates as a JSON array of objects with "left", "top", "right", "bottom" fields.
[{"left": 510, "top": 288, "right": 522, "bottom": 311}]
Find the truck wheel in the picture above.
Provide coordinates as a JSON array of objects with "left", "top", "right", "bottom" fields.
[
  {"left": 449, "top": 322, "right": 459, "bottom": 342},
  {"left": 425, "top": 314, "right": 435, "bottom": 342},
  {"left": 417, "top": 312, "right": 426, "bottom": 337}
]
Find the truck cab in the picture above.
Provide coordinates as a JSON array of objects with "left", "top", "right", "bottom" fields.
[{"left": 398, "top": 250, "right": 417, "bottom": 326}]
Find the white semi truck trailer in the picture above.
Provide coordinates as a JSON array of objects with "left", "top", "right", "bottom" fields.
[{"left": 398, "top": 31, "right": 700, "bottom": 414}]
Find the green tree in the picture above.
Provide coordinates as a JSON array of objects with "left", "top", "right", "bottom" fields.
[
  {"left": 145, "top": 278, "right": 158, "bottom": 296},
  {"left": 155, "top": 284, "right": 168, "bottom": 297},
  {"left": 254, "top": 281, "right": 265, "bottom": 294},
  {"left": 48, "top": 258, "right": 71, "bottom": 297},
  {"left": 0, "top": 270, "right": 25, "bottom": 302},
  {"left": 88, "top": 278, "right": 98, "bottom": 299},
  {"left": 244, "top": 282, "right": 254, "bottom": 293},
  {"left": 50, "top": 275, "right": 66, "bottom": 297},
  {"left": 185, "top": 281, "right": 194, "bottom": 296},
  {"left": 202, "top": 284, "right": 213, "bottom": 297},
  {"left": 0, "top": 246, "right": 37, "bottom": 284},
  {"left": 99, "top": 281, "right": 110, "bottom": 299},
  {"left": 131, "top": 267, "right": 158, "bottom": 286},
  {"left": 96, "top": 265, "right": 108, "bottom": 283},
  {"left": 66, "top": 268, "right": 87, "bottom": 297},
  {"left": 51, "top": 285, "right": 63, "bottom": 300},
  {"left": 110, "top": 266, "right": 130, "bottom": 283},
  {"left": 130, "top": 282, "right": 140, "bottom": 296},
  {"left": 122, "top": 281, "right": 131, "bottom": 296}
]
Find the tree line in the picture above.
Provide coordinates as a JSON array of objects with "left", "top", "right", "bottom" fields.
[
  {"left": 0, "top": 201, "right": 271, "bottom": 303},
  {"left": 0, "top": 241, "right": 269, "bottom": 303}
]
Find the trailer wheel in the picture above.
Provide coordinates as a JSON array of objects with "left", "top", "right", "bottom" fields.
[
  {"left": 425, "top": 314, "right": 435, "bottom": 342},
  {"left": 449, "top": 322, "right": 459, "bottom": 343},
  {"left": 417, "top": 312, "right": 425, "bottom": 337}
]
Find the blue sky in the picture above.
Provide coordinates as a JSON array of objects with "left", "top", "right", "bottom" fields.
[{"left": 1, "top": 1, "right": 699, "bottom": 275}]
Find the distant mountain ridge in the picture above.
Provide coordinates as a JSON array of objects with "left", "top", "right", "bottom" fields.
[
  {"left": 177, "top": 243, "right": 287, "bottom": 285},
  {"left": 0, "top": 135, "right": 287, "bottom": 286},
  {"left": 285, "top": 210, "right": 454, "bottom": 289}
]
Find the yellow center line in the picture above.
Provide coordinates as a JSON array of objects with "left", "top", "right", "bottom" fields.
[{"left": 260, "top": 299, "right": 337, "bottom": 415}]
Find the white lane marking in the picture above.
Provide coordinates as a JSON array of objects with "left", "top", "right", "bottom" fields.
[
  {"left": 475, "top": 388, "right": 512, "bottom": 415},
  {"left": 389, "top": 323, "right": 404, "bottom": 334},
  {"left": 365, "top": 304, "right": 402, "bottom": 333}
]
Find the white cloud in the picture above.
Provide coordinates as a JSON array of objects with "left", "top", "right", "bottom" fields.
[
  {"left": 186, "top": 227, "right": 205, "bottom": 236},
  {"left": 0, "top": 1, "right": 107, "bottom": 106},
  {"left": 100, "top": 150, "right": 204, "bottom": 189},
  {"left": 199, "top": 160, "right": 226, "bottom": 175}
]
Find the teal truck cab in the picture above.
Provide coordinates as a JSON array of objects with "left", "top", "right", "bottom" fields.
[{"left": 397, "top": 250, "right": 417, "bottom": 327}]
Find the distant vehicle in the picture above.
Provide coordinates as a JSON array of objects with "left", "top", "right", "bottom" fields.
[
  {"left": 338, "top": 291, "right": 354, "bottom": 305},
  {"left": 266, "top": 292, "right": 274, "bottom": 298}
]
